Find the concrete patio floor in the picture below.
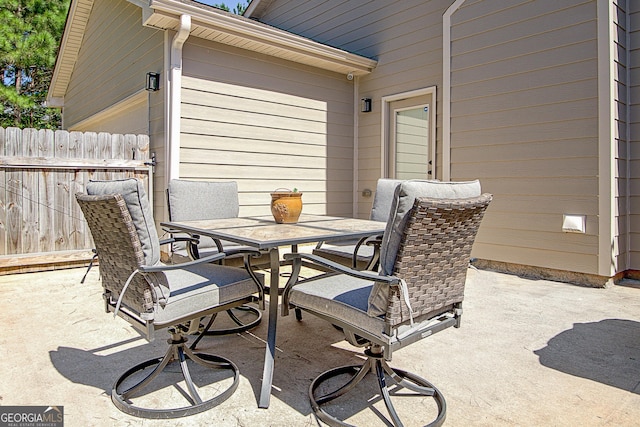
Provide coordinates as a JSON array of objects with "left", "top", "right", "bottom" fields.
[{"left": 0, "top": 265, "right": 639, "bottom": 426}]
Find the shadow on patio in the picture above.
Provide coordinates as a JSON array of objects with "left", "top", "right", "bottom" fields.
[{"left": 534, "top": 318, "right": 640, "bottom": 394}]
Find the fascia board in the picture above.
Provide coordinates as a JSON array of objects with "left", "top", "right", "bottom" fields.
[
  {"left": 47, "top": 0, "right": 95, "bottom": 106},
  {"left": 148, "top": 0, "right": 377, "bottom": 75}
]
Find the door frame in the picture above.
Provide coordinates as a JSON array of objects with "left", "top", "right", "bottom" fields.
[{"left": 380, "top": 86, "right": 437, "bottom": 178}]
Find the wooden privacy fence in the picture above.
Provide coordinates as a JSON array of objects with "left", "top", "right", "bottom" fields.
[{"left": 0, "top": 127, "right": 152, "bottom": 274}]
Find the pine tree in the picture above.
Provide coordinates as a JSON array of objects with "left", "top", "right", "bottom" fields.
[
  {"left": 0, "top": 0, "right": 69, "bottom": 129},
  {"left": 211, "top": 1, "right": 249, "bottom": 15}
]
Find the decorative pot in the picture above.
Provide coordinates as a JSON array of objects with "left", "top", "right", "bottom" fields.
[{"left": 270, "top": 189, "right": 303, "bottom": 223}]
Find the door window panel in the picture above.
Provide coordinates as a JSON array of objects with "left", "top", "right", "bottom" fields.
[{"left": 395, "top": 105, "right": 430, "bottom": 179}]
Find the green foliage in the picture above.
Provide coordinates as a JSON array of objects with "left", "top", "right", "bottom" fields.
[
  {"left": 0, "top": 0, "right": 69, "bottom": 129},
  {"left": 210, "top": 1, "right": 249, "bottom": 15}
]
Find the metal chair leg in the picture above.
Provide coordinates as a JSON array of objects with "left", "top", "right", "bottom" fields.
[
  {"left": 111, "top": 331, "right": 239, "bottom": 419},
  {"left": 199, "top": 305, "right": 263, "bottom": 337},
  {"left": 308, "top": 352, "right": 446, "bottom": 427}
]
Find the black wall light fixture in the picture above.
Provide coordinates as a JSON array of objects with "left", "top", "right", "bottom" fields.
[
  {"left": 146, "top": 72, "right": 160, "bottom": 91},
  {"left": 361, "top": 97, "right": 372, "bottom": 113}
]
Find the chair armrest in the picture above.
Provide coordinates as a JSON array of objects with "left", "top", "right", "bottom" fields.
[
  {"left": 159, "top": 237, "right": 174, "bottom": 247},
  {"left": 281, "top": 252, "right": 398, "bottom": 317},
  {"left": 283, "top": 252, "right": 397, "bottom": 284},
  {"left": 139, "top": 252, "right": 226, "bottom": 272},
  {"left": 365, "top": 235, "right": 383, "bottom": 247},
  {"left": 359, "top": 235, "right": 383, "bottom": 271},
  {"left": 223, "top": 247, "right": 263, "bottom": 258}
]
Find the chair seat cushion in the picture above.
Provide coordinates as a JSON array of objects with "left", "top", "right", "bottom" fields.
[
  {"left": 288, "top": 274, "right": 388, "bottom": 343},
  {"left": 152, "top": 263, "right": 263, "bottom": 328},
  {"left": 290, "top": 274, "right": 458, "bottom": 348}
]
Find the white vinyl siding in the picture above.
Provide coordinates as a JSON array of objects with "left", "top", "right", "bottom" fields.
[{"left": 180, "top": 39, "right": 354, "bottom": 217}]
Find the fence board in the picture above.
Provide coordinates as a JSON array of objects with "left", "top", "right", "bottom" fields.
[
  {"left": 23, "top": 128, "right": 38, "bottom": 253},
  {"left": 6, "top": 128, "right": 22, "bottom": 254},
  {"left": 69, "top": 131, "right": 84, "bottom": 249},
  {"left": 0, "top": 127, "right": 151, "bottom": 271},
  {"left": 54, "top": 130, "right": 70, "bottom": 252},
  {"left": 38, "top": 129, "right": 55, "bottom": 253}
]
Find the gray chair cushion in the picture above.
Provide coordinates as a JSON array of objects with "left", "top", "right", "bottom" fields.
[
  {"left": 87, "top": 178, "right": 160, "bottom": 266},
  {"left": 167, "top": 180, "right": 240, "bottom": 251},
  {"left": 152, "top": 263, "right": 263, "bottom": 327},
  {"left": 370, "top": 179, "right": 481, "bottom": 316},
  {"left": 290, "top": 272, "right": 459, "bottom": 347},
  {"left": 369, "top": 178, "right": 403, "bottom": 222},
  {"left": 312, "top": 179, "right": 402, "bottom": 267},
  {"left": 289, "top": 274, "right": 388, "bottom": 343},
  {"left": 168, "top": 179, "right": 239, "bottom": 221}
]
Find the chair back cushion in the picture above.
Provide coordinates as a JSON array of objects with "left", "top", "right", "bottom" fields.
[
  {"left": 168, "top": 180, "right": 239, "bottom": 221},
  {"left": 167, "top": 180, "right": 240, "bottom": 251},
  {"left": 369, "top": 179, "right": 403, "bottom": 222},
  {"left": 76, "top": 192, "right": 152, "bottom": 315},
  {"left": 369, "top": 180, "right": 482, "bottom": 316},
  {"left": 379, "top": 179, "right": 481, "bottom": 276},
  {"left": 384, "top": 194, "right": 492, "bottom": 325},
  {"left": 86, "top": 178, "right": 160, "bottom": 266}
]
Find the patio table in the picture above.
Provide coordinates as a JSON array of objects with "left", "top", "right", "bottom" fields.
[{"left": 161, "top": 214, "right": 386, "bottom": 408}]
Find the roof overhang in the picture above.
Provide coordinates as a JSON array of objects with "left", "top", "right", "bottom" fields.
[
  {"left": 47, "top": 0, "right": 95, "bottom": 104},
  {"left": 47, "top": 0, "right": 377, "bottom": 106},
  {"left": 144, "top": 0, "right": 377, "bottom": 76}
]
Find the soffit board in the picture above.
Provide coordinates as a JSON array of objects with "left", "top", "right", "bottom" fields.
[
  {"left": 146, "top": 0, "right": 377, "bottom": 76},
  {"left": 49, "top": 0, "right": 377, "bottom": 103},
  {"left": 48, "top": 0, "right": 95, "bottom": 101}
]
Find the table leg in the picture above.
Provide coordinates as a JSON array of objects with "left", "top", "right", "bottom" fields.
[{"left": 259, "top": 247, "right": 280, "bottom": 408}]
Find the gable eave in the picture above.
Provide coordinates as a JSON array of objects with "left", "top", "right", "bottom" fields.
[
  {"left": 146, "top": 0, "right": 377, "bottom": 76},
  {"left": 47, "top": 0, "right": 95, "bottom": 106},
  {"left": 48, "top": 0, "right": 377, "bottom": 106}
]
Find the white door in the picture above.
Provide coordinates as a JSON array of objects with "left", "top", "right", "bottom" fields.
[{"left": 387, "top": 91, "right": 435, "bottom": 179}]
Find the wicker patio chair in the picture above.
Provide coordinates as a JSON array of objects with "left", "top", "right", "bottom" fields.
[
  {"left": 282, "top": 179, "right": 491, "bottom": 426},
  {"left": 76, "top": 178, "right": 264, "bottom": 418},
  {"left": 165, "top": 179, "right": 265, "bottom": 336},
  {"left": 313, "top": 179, "right": 402, "bottom": 270}
]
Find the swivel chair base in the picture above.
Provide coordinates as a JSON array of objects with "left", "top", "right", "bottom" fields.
[
  {"left": 205, "top": 306, "right": 263, "bottom": 336},
  {"left": 112, "top": 332, "right": 239, "bottom": 419},
  {"left": 189, "top": 305, "right": 262, "bottom": 349},
  {"left": 310, "top": 348, "right": 446, "bottom": 427}
]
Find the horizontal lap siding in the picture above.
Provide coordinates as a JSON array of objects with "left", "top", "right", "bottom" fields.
[
  {"left": 63, "top": 0, "right": 163, "bottom": 127},
  {"left": 450, "top": 0, "right": 600, "bottom": 274},
  {"left": 61, "top": 0, "right": 164, "bottom": 227},
  {"left": 613, "top": 0, "right": 629, "bottom": 272},
  {"left": 630, "top": 1, "right": 640, "bottom": 271},
  {"left": 260, "top": 0, "right": 451, "bottom": 218},
  {"left": 181, "top": 39, "right": 353, "bottom": 217}
]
